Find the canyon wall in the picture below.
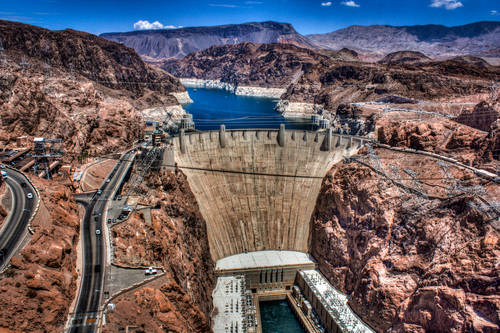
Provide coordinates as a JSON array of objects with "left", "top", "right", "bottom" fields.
[
  {"left": 104, "top": 171, "right": 215, "bottom": 332},
  {"left": 173, "top": 128, "right": 366, "bottom": 261},
  {"left": 310, "top": 114, "right": 500, "bottom": 332},
  {"left": 0, "top": 19, "right": 187, "bottom": 158}
]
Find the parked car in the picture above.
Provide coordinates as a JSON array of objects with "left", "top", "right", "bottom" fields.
[
  {"left": 95, "top": 229, "right": 101, "bottom": 235},
  {"left": 27, "top": 193, "right": 33, "bottom": 199},
  {"left": 145, "top": 267, "right": 157, "bottom": 275},
  {"left": 97, "top": 189, "right": 102, "bottom": 195}
]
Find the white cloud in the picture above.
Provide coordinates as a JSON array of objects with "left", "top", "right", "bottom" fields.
[
  {"left": 245, "top": 1, "right": 263, "bottom": 4},
  {"left": 133, "top": 20, "right": 180, "bottom": 30},
  {"left": 491, "top": 10, "right": 499, "bottom": 16},
  {"left": 321, "top": 1, "right": 332, "bottom": 6},
  {"left": 429, "top": 0, "right": 463, "bottom": 10},
  {"left": 342, "top": 1, "right": 360, "bottom": 8}
]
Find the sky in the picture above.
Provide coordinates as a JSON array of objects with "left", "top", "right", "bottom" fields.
[{"left": 0, "top": 0, "right": 499, "bottom": 35}]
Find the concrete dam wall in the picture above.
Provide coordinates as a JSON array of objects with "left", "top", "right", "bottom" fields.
[{"left": 173, "top": 127, "right": 367, "bottom": 261}]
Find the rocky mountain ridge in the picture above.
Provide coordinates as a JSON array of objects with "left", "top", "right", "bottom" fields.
[
  {"left": 308, "top": 21, "right": 500, "bottom": 60},
  {"left": 0, "top": 20, "right": 187, "bottom": 159},
  {"left": 102, "top": 20, "right": 500, "bottom": 64},
  {"left": 101, "top": 21, "right": 315, "bottom": 62}
]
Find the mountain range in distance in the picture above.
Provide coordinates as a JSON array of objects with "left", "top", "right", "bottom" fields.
[{"left": 101, "top": 20, "right": 500, "bottom": 64}]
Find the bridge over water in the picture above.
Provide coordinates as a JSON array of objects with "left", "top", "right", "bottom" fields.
[{"left": 172, "top": 125, "right": 369, "bottom": 261}]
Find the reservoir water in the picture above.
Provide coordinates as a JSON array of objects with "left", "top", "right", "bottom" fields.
[
  {"left": 260, "top": 300, "right": 305, "bottom": 333},
  {"left": 184, "top": 88, "right": 313, "bottom": 131}
]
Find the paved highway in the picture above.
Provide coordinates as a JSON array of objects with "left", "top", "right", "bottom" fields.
[
  {"left": 70, "top": 150, "right": 135, "bottom": 333},
  {"left": 0, "top": 168, "right": 37, "bottom": 272}
]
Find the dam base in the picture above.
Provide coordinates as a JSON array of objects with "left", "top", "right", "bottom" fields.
[{"left": 212, "top": 251, "right": 374, "bottom": 333}]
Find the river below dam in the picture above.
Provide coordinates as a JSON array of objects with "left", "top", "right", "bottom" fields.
[
  {"left": 184, "top": 88, "right": 313, "bottom": 131},
  {"left": 260, "top": 300, "right": 305, "bottom": 333}
]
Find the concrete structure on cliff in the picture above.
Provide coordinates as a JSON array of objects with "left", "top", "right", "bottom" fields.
[{"left": 173, "top": 125, "right": 368, "bottom": 261}]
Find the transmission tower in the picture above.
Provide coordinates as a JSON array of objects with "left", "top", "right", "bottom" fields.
[
  {"left": 32, "top": 138, "right": 63, "bottom": 179},
  {"left": 126, "top": 147, "right": 160, "bottom": 198},
  {"left": 403, "top": 168, "right": 428, "bottom": 207}
]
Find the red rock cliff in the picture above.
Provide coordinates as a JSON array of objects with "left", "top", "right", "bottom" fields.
[
  {"left": 310, "top": 117, "right": 500, "bottom": 332},
  {"left": 104, "top": 170, "right": 215, "bottom": 332}
]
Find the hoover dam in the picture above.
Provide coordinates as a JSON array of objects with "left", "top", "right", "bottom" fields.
[
  {"left": 174, "top": 125, "right": 368, "bottom": 261},
  {"left": 172, "top": 125, "right": 375, "bottom": 332}
]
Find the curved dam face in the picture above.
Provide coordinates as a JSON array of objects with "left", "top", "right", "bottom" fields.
[{"left": 173, "top": 128, "right": 366, "bottom": 261}]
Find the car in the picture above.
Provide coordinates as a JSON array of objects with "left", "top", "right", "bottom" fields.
[
  {"left": 97, "top": 189, "right": 102, "bottom": 195},
  {"left": 145, "top": 267, "right": 157, "bottom": 275},
  {"left": 27, "top": 193, "right": 33, "bottom": 199},
  {"left": 0, "top": 164, "right": 5, "bottom": 169},
  {"left": 106, "top": 179, "right": 110, "bottom": 183},
  {"left": 107, "top": 218, "right": 112, "bottom": 223},
  {"left": 95, "top": 229, "right": 101, "bottom": 235},
  {"left": 117, "top": 195, "right": 122, "bottom": 201}
]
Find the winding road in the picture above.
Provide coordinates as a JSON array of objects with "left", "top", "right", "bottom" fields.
[
  {"left": 69, "top": 150, "right": 135, "bottom": 333},
  {"left": 0, "top": 168, "right": 37, "bottom": 272}
]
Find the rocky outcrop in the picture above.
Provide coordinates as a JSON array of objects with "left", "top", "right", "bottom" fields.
[
  {"left": 171, "top": 91, "right": 193, "bottom": 105},
  {"left": 378, "top": 51, "right": 431, "bottom": 64},
  {"left": 0, "top": 20, "right": 184, "bottom": 97},
  {"left": 105, "top": 170, "right": 215, "bottom": 332},
  {"left": 0, "top": 177, "right": 80, "bottom": 332},
  {"left": 376, "top": 113, "right": 500, "bottom": 170},
  {"left": 450, "top": 56, "right": 492, "bottom": 68},
  {"left": 308, "top": 21, "right": 500, "bottom": 59},
  {"left": 311, "top": 145, "right": 499, "bottom": 332},
  {"left": 0, "top": 20, "right": 186, "bottom": 159},
  {"left": 454, "top": 101, "right": 499, "bottom": 132},
  {"left": 274, "top": 100, "right": 323, "bottom": 117},
  {"left": 0, "top": 177, "right": 8, "bottom": 228},
  {"left": 235, "top": 86, "right": 286, "bottom": 98},
  {"left": 101, "top": 21, "right": 316, "bottom": 61}
]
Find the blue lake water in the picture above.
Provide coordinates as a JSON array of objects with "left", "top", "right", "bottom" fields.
[
  {"left": 184, "top": 88, "right": 313, "bottom": 131},
  {"left": 260, "top": 300, "right": 305, "bottom": 333}
]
